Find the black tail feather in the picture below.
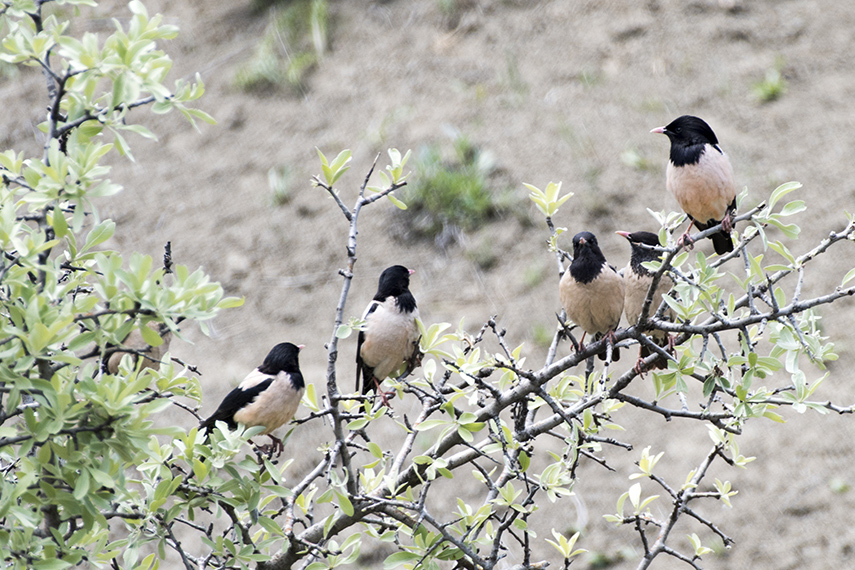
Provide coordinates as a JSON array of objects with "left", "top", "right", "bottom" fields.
[
  {"left": 710, "top": 230, "right": 734, "bottom": 255},
  {"left": 639, "top": 343, "right": 667, "bottom": 369},
  {"left": 594, "top": 334, "right": 621, "bottom": 362}
]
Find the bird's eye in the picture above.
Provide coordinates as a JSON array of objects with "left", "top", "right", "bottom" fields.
[{"left": 674, "top": 126, "right": 682, "bottom": 133}]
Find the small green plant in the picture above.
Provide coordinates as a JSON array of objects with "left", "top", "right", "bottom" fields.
[
  {"left": 234, "top": 0, "right": 328, "bottom": 92},
  {"left": 465, "top": 237, "right": 499, "bottom": 271},
  {"left": 620, "top": 148, "right": 656, "bottom": 171},
  {"left": 268, "top": 164, "right": 293, "bottom": 205},
  {"left": 436, "top": 0, "right": 477, "bottom": 29},
  {"left": 752, "top": 61, "right": 787, "bottom": 103},
  {"left": 398, "top": 135, "right": 509, "bottom": 241},
  {"left": 531, "top": 323, "right": 553, "bottom": 348},
  {"left": 503, "top": 51, "right": 529, "bottom": 96},
  {"left": 522, "top": 262, "right": 547, "bottom": 289}
]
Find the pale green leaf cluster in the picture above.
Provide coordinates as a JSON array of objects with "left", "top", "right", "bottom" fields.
[
  {"left": 604, "top": 483, "right": 659, "bottom": 524},
  {"left": 316, "top": 148, "right": 352, "bottom": 188},
  {"left": 545, "top": 529, "right": 586, "bottom": 560},
  {"left": 687, "top": 533, "right": 714, "bottom": 557},
  {"left": 525, "top": 181, "right": 573, "bottom": 218}
]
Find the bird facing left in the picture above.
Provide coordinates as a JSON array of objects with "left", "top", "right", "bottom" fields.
[
  {"left": 617, "top": 230, "right": 675, "bottom": 370},
  {"left": 200, "top": 342, "right": 305, "bottom": 456},
  {"left": 651, "top": 115, "right": 737, "bottom": 255}
]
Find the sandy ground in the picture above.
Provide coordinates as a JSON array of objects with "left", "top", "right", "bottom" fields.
[{"left": 4, "top": 0, "right": 855, "bottom": 568}]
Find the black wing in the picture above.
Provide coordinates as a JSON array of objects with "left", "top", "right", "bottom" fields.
[
  {"left": 200, "top": 377, "right": 273, "bottom": 433},
  {"left": 356, "top": 300, "right": 381, "bottom": 394}
]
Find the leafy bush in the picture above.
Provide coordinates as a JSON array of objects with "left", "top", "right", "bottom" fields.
[
  {"left": 397, "top": 135, "right": 511, "bottom": 243},
  {"left": 234, "top": 0, "right": 328, "bottom": 92},
  {"left": 752, "top": 59, "right": 787, "bottom": 103}
]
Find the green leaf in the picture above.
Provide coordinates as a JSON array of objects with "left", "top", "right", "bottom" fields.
[
  {"left": 347, "top": 418, "right": 369, "bottom": 430},
  {"left": 258, "top": 516, "right": 285, "bottom": 537},
  {"left": 766, "top": 217, "right": 800, "bottom": 239},
  {"left": 33, "top": 560, "right": 73, "bottom": 570},
  {"left": 83, "top": 221, "right": 116, "bottom": 253},
  {"left": 779, "top": 200, "right": 806, "bottom": 217},
  {"left": 335, "top": 324, "right": 353, "bottom": 339},
  {"left": 519, "top": 451, "right": 530, "bottom": 472},
  {"left": 842, "top": 267, "right": 855, "bottom": 286},
  {"left": 316, "top": 148, "right": 329, "bottom": 167},
  {"left": 140, "top": 323, "right": 164, "bottom": 347},
  {"left": 183, "top": 108, "right": 216, "bottom": 125},
  {"left": 336, "top": 491, "right": 354, "bottom": 516},
  {"left": 51, "top": 209, "right": 68, "bottom": 238},
  {"left": 768, "top": 181, "right": 802, "bottom": 210},
  {"left": 330, "top": 149, "right": 352, "bottom": 171},
  {"left": 384, "top": 551, "right": 421, "bottom": 569},
  {"left": 387, "top": 194, "right": 407, "bottom": 210},
  {"left": 416, "top": 419, "right": 449, "bottom": 431},
  {"left": 193, "top": 458, "right": 208, "bottom": 481},
  {"left": 216, "top": 296, "right": 245, "bottom": 309}
]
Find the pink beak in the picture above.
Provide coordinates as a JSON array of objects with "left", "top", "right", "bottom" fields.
[
  {"left": 615, "top": 231, "right": 631, "bottom": 239},
  {"left": 650, "top": 126, "right": 666, "bottom": 134},
  {"left": 408, "top": 268, "right": 415, "bottom": 275},
  {"left": 297, "top": 344, "right": 305, "bottom": 350}
]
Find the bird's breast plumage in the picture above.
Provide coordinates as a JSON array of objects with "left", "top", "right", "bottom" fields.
[
  {"left": 622, "top": 267, "right": 674, "bottom": 327},
  {"left": 360, "top": 296, "right": 420, "bottom": 380},
  {"left": 233, "top": 370, "right": 304, "bottom": 434},
  {"left": 667, "top": 144, "right": 736, "bottom": 224},
  {"left": 560, "top": 263, "right": 625, "bottom": 335}
]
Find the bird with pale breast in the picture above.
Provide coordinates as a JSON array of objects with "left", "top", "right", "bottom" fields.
[
  {"left": 107, "top": 322, "right": 172, "bottom": 374},
  {"left": 559, "top": 231, "right": 625, "bottom": 361},
  {"left": 200, "top": 342, "right": 304, "bottom": 456},
  {"left": 651, "top": 115, "right": 737, "bottom": 255},
  {"left": 357, "top": 265, "right": 421, "bottom": 402},
  {"left": 617, "top": 231, "right": 675, "bottom": 370}
]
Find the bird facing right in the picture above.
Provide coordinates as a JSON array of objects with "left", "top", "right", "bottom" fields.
[
  {"left": 356, "top": 265, "right": 421, "bottom": 399},
  {"left": 651, "top": 115, "right": 737, "bottom": 255},
  {"left": 617, "top": 231, "right": 675, "bottom": 370},
  {"left": 200, "top": 342, "right": 305, "bottom": 455},
  {"left": 559, "top": 231, "right": 625, "bottom": 361}
]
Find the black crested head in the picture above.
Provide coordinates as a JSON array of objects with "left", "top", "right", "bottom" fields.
[
  {"left": 653, "top": 115, "right": 720, "bottom": 167},
  {"left": 569, "top": 231, "right": 607, "bottom": 284},
  {"left": 619, "top": 231, "right": 662, "bottom": 276},
  {"left": 375, "top": 265, "right": 417, "bottom": 312},
  {"left": 258, "top": 342, "right": 302, "bottom": 376}
]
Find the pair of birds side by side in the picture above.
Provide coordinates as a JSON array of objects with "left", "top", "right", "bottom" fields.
[
  {"left": 560, "top": 114, "right": 737, "bottom": 364},
  {"left": 199, "top": 265, "right": 421, "bottom": 455},
  {"left": 559, "top": 231, "right": 674, "bottom": 367}
]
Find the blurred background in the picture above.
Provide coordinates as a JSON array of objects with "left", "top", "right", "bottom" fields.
[{"left": 3, "top": 0, "right": 855, "bottom": 567}]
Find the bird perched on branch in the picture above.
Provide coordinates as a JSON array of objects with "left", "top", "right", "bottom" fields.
[
  {"left": 357, "top": 265, "right": 420, "bottom": 402},
  {"left": 107, "top": 322, "right": 172, "bottom": 374},
  {"left": 560, "top": 232, "right": 625, "bottom": 361},
  {"left": 651, "top": 115, "right": 737, "bottom": 255},
  {"left": 200, "top": 342, "right": 304, "bottom": 455},
  {"left": 617, "top": 231, "right": 675, "bottom": 370}
]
